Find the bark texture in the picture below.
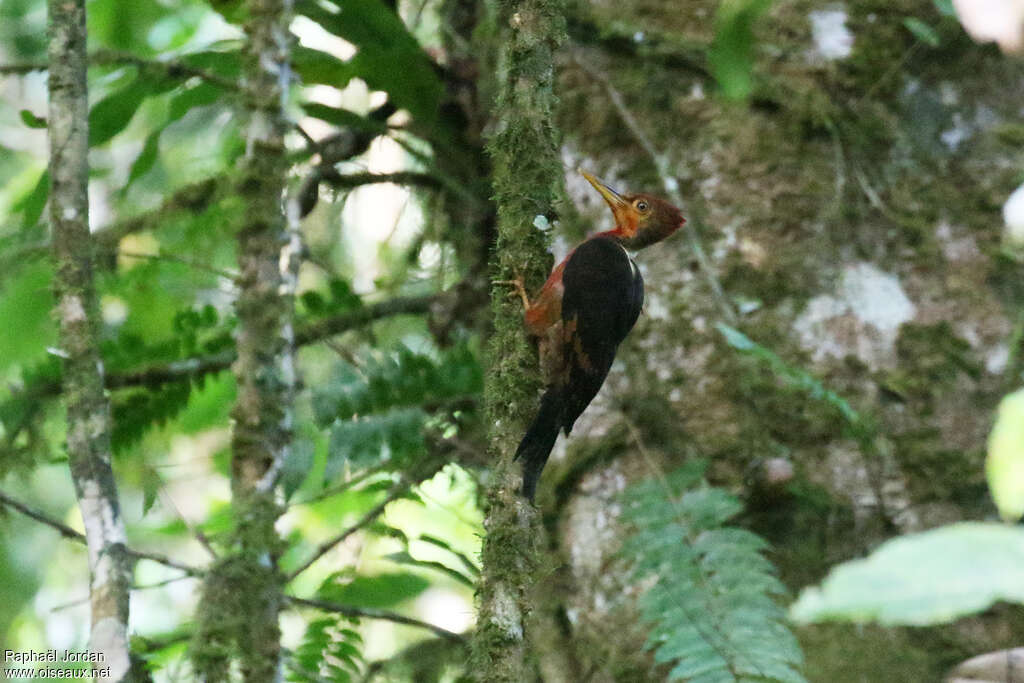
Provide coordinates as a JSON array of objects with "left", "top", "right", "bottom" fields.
[
  {"left": 190, "top": 0, "right": 296, "bottom": 680},
  {"left": 521, "top": 0, "right": 1024, "bottom": 679},
  {"left": 46, "top": 0, "right": 133, "bottom": 680},
  {"left": 470, "top": 0, "right": 567, "bottom": 680}
]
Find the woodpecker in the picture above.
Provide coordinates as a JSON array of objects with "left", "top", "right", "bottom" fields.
[{"left": 510, "top": 171, "right": 685, "bottom": 500}]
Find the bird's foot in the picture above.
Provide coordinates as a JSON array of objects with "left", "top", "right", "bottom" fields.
[{"left": 493, "top": 274, "right": 531, "bottom": 311}]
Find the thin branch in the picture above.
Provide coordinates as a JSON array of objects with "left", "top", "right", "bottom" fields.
[
  {"left": 571, "top": 51, "right": 738, "bottom": 325},
  {"left": 124, "top": 546, "right": 203, "bottom": 576},
  {"left": 96, "top": 175, "right": 226, "bottom": 248},
  {"left": 0, "top": 489, "right": 204, "bottom": 575},
  {"left": 286, "top": 474, "right": 422, "bottom": 581},
  {"left": 0, "top": 60, "right": 48, "bottom": 74},
  {"left": 319, "top": 170, "right": 442, "bottom": 191},
  {"left": 286, "top": 596, "right": 465, "bottom": 643},
  {"left": 293, "top": 292, "right": 441, "bottom": 346},
  {"left": 106, "top": 352, "right": 236, "bottom": 390},
  {"left": 118, "top": 250, "right": 238, "bottom": 281},
  {"left": 17, "top": 175, "right": 226, "bottom": 263},
  {"left": 16, "top": 291, "right": 442, "bottom": 401},
  {"left": 0, "top": 49, "right": 238, "bottom": 91},
  {"left": 0, "top": 489, "right": 84, "bottom": 541}
]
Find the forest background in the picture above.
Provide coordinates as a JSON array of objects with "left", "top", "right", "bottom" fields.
[{"left": 1, "top": 0, "right": 1024, "bottom": 680}]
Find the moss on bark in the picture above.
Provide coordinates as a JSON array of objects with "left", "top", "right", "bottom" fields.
[
  {"left": 189, "top": 1, "right": 294, "bottom": 680},
  {"left": 470, "top": 0, "right": 567, "bottom": 680}
]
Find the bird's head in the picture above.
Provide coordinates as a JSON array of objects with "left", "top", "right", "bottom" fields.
[{"left": 582, "top": 171, "right": 685, "bottom": 250}]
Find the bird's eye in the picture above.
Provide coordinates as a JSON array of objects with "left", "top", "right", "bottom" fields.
[{"left": 635, "top": 200, "right": 649, "bottom": 212}]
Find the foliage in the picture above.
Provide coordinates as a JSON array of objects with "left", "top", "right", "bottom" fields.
[
  {"left": 790, "top": 522, "right": 1024, "bottom": 626},
  {"left": 620, "top": 462, "right": 806, "bottom": 683},
  {"left": 987, "top": 388, "right": 1024, "bottom": 522},
  {"left": 314, "top": 343, "right": 481, "bottom": 480},
  {"left": 708, "top": 0, "right": 772, "bottom": 100},
  {"left": 0, "top": 0, "right": 482, "bottom": 676},
  {"left": 717, "top": 323, "right": 879, "bottom": 446},
  {"left": 289, "top": 616, "right": 364, "bottom": 682},
  {"left": 792, "top": 387, "right": 1024, "bottom": 628}
]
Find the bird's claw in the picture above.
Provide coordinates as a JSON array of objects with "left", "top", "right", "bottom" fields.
[{"left": 493, "top": 275, "right": 531, "bottom": 311}]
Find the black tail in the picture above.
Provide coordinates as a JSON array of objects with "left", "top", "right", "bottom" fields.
[{"left": 514, "top": 388, "right": 563, "bottom": 501}]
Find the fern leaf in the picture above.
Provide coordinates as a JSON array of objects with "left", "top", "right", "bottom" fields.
[
  {"left": 620, "top": 465, "right": 806, "bottom": 683},
  {"left": 288, "top": 616, "right": 364, "bottom": 682}
]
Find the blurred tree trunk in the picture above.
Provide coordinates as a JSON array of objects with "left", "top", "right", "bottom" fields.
[
  {"left": 456, "top": 0, "right": 1024, "bottom": 680},
  {"left": 46, "top": 0, "right": 134, "bottom": 680},
  {"left": 190, "top": 0, "right": 297, "bottom": 680}
]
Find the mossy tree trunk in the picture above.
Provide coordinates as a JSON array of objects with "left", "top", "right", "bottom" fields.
[
  {"left": 190, "top": 0, "right": 297, "bottom": 680},
  {"left": 46, "top": 1, "right": 134, "bottom": 680},
  {"left": 470, "top": 0, "right": 566, "bottom": 680}
]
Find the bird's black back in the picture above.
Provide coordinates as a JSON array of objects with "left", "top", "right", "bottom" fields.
[{"left": 558, "top": 236, "right": 644, "bottom": 434}]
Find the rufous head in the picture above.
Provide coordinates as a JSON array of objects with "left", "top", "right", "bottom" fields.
[{"left": 582, "top": 171, "right": 685, "bottom": 250}]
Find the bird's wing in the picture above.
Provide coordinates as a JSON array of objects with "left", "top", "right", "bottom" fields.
[{"left": 558, "top": 236, "right": 644, "bottom": 433}]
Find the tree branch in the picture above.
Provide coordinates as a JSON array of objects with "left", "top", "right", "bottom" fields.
[
  {"left": 0, "top": 490, "right": 203, "bottom": 576},
  {"left": 471, "top": 0, "right": 564, "bottom": 679},
  {"left": 286, "top": 462, "right": 443, "bottom": 581},
  {"left": 0, "top": 49, "right": 238, "bottom": 91},
  {"left": 14, "top": 175, "right": 226, "bottom": 265},
  {"left": 47, "top": 1, "right": 135, "bottom": 677},
  {"left": 0, "top": 489, "right": 84, "bottom": 541},
  {"left": 294, "top": 293, "right": 440, "bottom": 346},
  {"left": 191, "top": 0, "right": 295, "bottom": 677},
  {"left": 318, "top": 170, "right": 442, "bottom": 191},
  {"left": 286, "top": 596, "right": 465, "bottom": 643},
  {"left": 15, "top": 292, "right": 441, "bottom": 404}
]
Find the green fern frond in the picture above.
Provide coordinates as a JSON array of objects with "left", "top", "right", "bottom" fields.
[
  {"left": 314, "top": 343, "right": 481, "bottom": 478},
  {"left": 288, "top": 616, "right": 364, "bottom": 682},
  {"left": 620, "top": 464, "right": 806, "bottom": 683}
]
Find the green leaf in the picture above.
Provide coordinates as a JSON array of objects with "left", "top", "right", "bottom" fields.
[
  {"left": 791, "top": 522, "right": 1024, "bottom": 626},
  {"left": 126, "top": 131, "right": 162, "bottom": 186},
  {"left": 987, "top": 389, "right": 1024, "bottom": 522},
  {"left": 716, "top": 323, "right": 870, "bottom": 439},
  {"left": 111, "top": 381, "right": 193, "bottom": 452},
  {"left": 383, "top": 551, "right": 475, "bottom": 588},
  {"left": 180, "top": 47, "right": 243, "bottom": 80},
  {"left": 317, "top": 571, "right": 430, "bottom": 608},
  {"left": 12, "top": 170, "right": 50, "bottom": 229},
  {"left": 417, "top": 534, "right": 480, "bottom": 577},
  {"left": 326, "top": 407, "right": 426, "bottom": 477},
  {"left": 292, "top": 45, "right": 352, "bottom": 87},
  {"left": 142, "top": 468, "right": 161, "bottom": 516},
  {"left": 300, "top": 103, "right": 385, "bottom": 132},
  {"left": 168, "top": 81, "right": 225, "bottom": 120},
  {"left": 314, "top": 344, "right": 481, "bottom": 426},
  {"left": 933, "top": 0, "right": 955, "bottom": 18},
  {"left": 296, "top": 0, "right": 443, "bottom": 126},
  {"left": 282, "top": 438, "right": 316, "bottom": 501},
  {"left": 19, "top": 109, "right": 46, "bottom": 129},
  {"left": 87, "top": 0, "right": 172, "bottom": 53},
  {"left": 708, "top": 0, "right": 772, "bottom": 101},
  {"left": 903, "top": 17, "right": 941, "bottom": 47},
  {"left": 0, "top": 262, "right": 55, "bottom": 373},
  {"left": 620, "top": 466, "right": 805, "bottom": 683},
  {"left": 289, "top": 616, "right": 362, "bottom": 682},
  {"left": 89, "top": 79, "right": 152, "bottom": 147}
]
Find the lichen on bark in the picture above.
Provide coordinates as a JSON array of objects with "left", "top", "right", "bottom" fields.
[{"left": 46, "top": 0, "right": 134, "bottom": 679}]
